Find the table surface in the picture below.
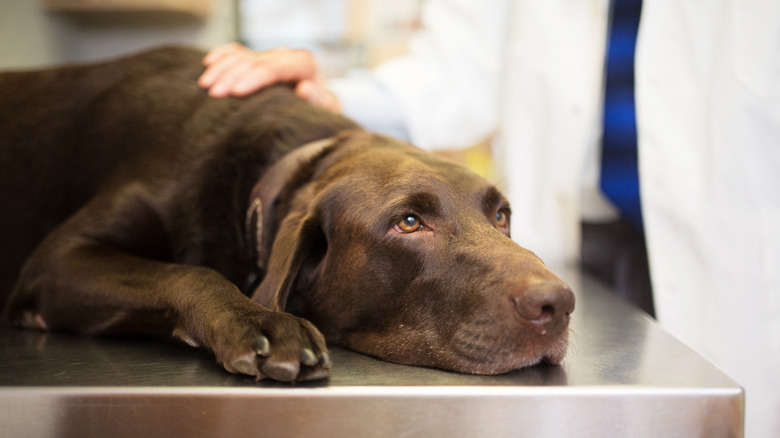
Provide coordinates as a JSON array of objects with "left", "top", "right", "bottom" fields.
[{"left": 0, "top": 272, "right": 744, "bottom": 438}]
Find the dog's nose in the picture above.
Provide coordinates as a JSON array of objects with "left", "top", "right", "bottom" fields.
[{"left": 512, "top": 281, "right": 575, "bottom": 333}]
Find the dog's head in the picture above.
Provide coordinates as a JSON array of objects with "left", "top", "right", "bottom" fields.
[{"left": 249, "top": 130, "right": 574, "bottom": 374}]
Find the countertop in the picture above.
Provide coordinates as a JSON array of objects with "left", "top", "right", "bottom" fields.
[{"left": 0, "top": 273, "right": 743, "bottom": 437}]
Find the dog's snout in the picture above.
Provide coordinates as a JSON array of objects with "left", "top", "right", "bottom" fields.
[{"left": 512, "top": 281, "right": 575, "bottom": 333}]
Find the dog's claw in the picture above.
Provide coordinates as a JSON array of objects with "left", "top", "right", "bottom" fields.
[
  {"left": 254, "top": 336, "right": 271, "bottom": 356},
  {"left": 300, "top": 348, "right": 318, "bottom": 366},
  {"left": 320, "top": 351, "right": 332, "bottom": 368}
]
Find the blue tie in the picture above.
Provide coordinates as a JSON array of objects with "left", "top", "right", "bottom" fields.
[{"left": 600, "top": 0, "right": 643, "bottom": 230}]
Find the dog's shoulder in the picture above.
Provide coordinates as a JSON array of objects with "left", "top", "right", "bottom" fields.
[{"left": 109, "top": 46, "right": 206, "bottom": 79}]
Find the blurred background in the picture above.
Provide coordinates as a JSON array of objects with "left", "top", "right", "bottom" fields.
[
  {"left": 0, "top": 0, "right": 491, "bottom": 175},
  {"left": 0, "top": 0, "right": 419, "bottom": 78}
]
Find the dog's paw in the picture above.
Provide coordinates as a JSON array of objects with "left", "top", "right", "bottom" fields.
[{"left": 214, "top": 310, "right": 331, "bottom": 382}]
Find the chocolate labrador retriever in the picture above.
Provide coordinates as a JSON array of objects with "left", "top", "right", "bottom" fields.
[{"left": 0, "top": 47, "right": 574, "bottom": 382}]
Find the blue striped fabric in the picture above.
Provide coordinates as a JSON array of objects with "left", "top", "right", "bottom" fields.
[{"left": 600, "top": 0, "right": 643, "bottom": 230}]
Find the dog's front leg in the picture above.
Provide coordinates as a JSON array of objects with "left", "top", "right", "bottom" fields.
[{"left": 4, "top": 236, "right": 330, "bottom": 382}]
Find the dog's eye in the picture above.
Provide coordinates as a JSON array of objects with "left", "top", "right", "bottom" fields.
[
  {"left": 397, "top": 215, "right": 422, "bottom": 233},
  {"left": 496, "top": 209, "right": 509, "bottom": 229}
]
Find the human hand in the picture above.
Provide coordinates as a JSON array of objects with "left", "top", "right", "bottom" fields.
[{"left": 198, "top": 43, "right": 341, "bottom": 112}]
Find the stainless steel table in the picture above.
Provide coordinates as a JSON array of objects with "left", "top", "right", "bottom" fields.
[{"left": 0, "top": 273, "right": 743, "bottom": 437}]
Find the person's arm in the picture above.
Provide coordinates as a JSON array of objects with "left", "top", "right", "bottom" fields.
[
  {"left": 364, "top": 0, "right": 511, "bottom": 149},
  {"left": 199, "top": 0, "right": 510, "bottom": 149},
  {"left": 327, "top": 71, "right": 411, "bottom": 141}
]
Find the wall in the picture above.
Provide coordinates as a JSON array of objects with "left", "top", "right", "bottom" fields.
[
  {"left": 0, "top": 0, "right": 237, "bottom": 69},
  {"left": 240, "top": 0, "right": 422, "bottom": 77}
]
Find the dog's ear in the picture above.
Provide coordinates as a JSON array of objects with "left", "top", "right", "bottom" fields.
[
  {"left": 247, "top": 137, "right": 338, "bottom": 311},
  {"left": 252, "top": 206, "right": 324, "bottom": 311}
]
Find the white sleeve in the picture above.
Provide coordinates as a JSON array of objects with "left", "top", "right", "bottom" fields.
[
  {"left": 329, "top": 71, "right": 411, "bottom": 142},
  {"left": 332, "top": 0, "right": 511, "bottom": 151}
]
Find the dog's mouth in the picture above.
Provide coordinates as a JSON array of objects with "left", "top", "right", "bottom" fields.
[
  {"left": 446, "top": 323, "right": 572, "bottom": 375},
  {"left": 338, "top": 316, "right": 572, "bottom": 376},
  {"left": 431, "top": 284, "right": 575, "bottom": 375}
]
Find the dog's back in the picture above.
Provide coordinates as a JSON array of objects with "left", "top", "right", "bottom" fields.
[{"left": 0, "top": 47, "right": 356, "bottom": 301}]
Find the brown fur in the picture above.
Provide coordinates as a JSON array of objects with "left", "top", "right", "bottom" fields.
[{"left": 0, "top": 47, "right": 574, "bottom": 382}]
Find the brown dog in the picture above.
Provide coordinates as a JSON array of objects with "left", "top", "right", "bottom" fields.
[{"left": 0, "top": 47, "right": 574, "bottom": 382}]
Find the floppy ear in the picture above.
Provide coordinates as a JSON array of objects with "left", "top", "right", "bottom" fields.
[
  {"left": 246, "top": 137, "right": 337, "bottom": 311},
  {"left": 251, "top": 206, "right": 323, "bottom": 311}
]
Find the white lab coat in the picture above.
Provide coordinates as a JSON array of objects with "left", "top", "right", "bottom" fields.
[{"left": 331, "top": 0, "right": 780, "bottom": 436}]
